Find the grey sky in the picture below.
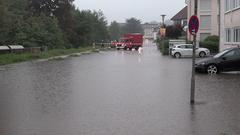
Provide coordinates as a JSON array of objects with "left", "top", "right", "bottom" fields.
[{"left": 73, "top": 0, "right": 186, "bottom": 23}]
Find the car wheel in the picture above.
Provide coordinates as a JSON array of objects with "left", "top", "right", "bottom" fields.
[
  {"left": 174, "top": 52, "right": 181, "bottom": 58},
  {"left": 207, "top": 64, "right": 218, "bottom": 74},
  {"left": 199, "top": 51, "right": 206, "bottom": 57}
]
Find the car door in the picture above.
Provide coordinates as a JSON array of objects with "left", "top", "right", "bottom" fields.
[
  {"left": 178, "top": 45, "right": 187, "bottom": 56},
  {"left": 220, "top": 49, "right": 240, "bottom": 71},
  {"left": 185, "top": 45, "right": 193, "bottom": 56},
  {"left": 235, "top": 49, "right": 240, "bottom": 70}
]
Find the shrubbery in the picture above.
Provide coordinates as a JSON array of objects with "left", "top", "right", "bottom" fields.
[
  {"left": 200, "top": 35, "right": 219, "bottom": 54},
  {"left": 158, "top": 39, "right": 169, "bottom": 55}
]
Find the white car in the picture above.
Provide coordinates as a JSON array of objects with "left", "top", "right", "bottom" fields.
[{"left": 171, "top": 44, "right": 210, "bottom": 58}]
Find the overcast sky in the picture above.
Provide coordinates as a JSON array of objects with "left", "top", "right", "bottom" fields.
[{"left": 73, "top": 0, "right": 186, "bottom": 24}]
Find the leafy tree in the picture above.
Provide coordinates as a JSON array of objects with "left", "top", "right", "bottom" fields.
[
  {"left": 28, "top": 0, "right": 74, "bottom": 30},
  {"left": 72, "top": 9, "right": 109, "bottom": 47},
  {"left": 15, "top": 15, "right": 67, "bottom": 49},
  {"left": 0, "top": 0, "right": 109, "bottom": 49},
  {"left": 0, "top": 0, "right": 28, "bottom": 44},
  {"left": 123, "top": 18, "right": 143, "bottom": 34},
  {"left": 165, "top": 24, "right": 183, "bottom": 39},
  {"left": 109, "top": 21, "right": 121, "bottom": 40}
]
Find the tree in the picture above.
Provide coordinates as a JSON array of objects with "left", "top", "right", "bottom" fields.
[
  {"left": 15, "top": 15, "right": 67, "bottom": 49},
  {"left": 123, "top": 18, "right": 143, "bottom": 34},
  {"left": 165, "top": 24, "right": 183, "bottom": 39},
  {"left": 109, "top": 21, "right": 121, "bottom": 40},
  {"left": 71, "top": 9, "right": 109, "bottom": 48},
  {"left": 28, "top": 0, "right": 74, "bottom": 32}
]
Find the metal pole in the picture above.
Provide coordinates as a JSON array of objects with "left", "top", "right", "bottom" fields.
[
  {"left": 190, "top": 0, "right": 198, "bottom": 104},
  {"left": 161, "top": 15, "right": 166, "bottom": 27}
]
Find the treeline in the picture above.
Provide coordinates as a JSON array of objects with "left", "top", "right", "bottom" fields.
[
  {"left": 0, "top": 0, "right": 144, "bottom": 49},
  {"left": 0, "top": 0, "right": 108, "bottom": 49}
]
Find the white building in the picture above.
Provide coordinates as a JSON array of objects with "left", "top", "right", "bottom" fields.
[
  {"left": 142, "top": 23, "right": 160, "bottom": 40},
  {"left": 186, "top": 0, "right": 220, "bottom": 42},
  {"left": 219, "top": 0, "right": 240, "bottom": 51}
]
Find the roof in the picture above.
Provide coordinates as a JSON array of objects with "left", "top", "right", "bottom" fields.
[
  {"left": 171, "top": 6, "right": 187, "bottom": 21},
  {"left": 0, "top": 46, "right": 10, "bottom": 50},
  {"left": 9, "top": 45, "right": 24, "bottom": 50}
]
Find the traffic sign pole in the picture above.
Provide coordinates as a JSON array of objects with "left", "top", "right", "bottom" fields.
[{"left": 190, "top": 0, "right": 198, "bottom": 104}]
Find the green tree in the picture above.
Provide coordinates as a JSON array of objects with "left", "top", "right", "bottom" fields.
[
  {"left": 109, "top": 21, "right": 121, "bottom": 40},
  {"left": 72, "top": 9, "right": 109, "bottom": 47},
  {"left": 123, "top": 18, "right": 143, "bottom": 34},
  {"left": 15, "top": 15, "right": 67, "bottom": 49}
]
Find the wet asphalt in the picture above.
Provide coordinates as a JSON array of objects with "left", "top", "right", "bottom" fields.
[{"left": 0, "top": 40, "right": 239, "bottom": 135}]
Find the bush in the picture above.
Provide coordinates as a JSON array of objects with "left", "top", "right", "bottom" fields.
[
  {"left": 200, "top": 35, "right": 219, "bottom": 54},
  {"left": 158, "top": 39, "right": 169, "bottom": 55}
]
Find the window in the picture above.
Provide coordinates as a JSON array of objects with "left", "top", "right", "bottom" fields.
[
  {"left": 234, "top": 28, "right": 240, "bottom": 42},
  {"left": 186, "top": 45, "right": 193, "bottom": 49},
  {"left": 225, "top": 28, "right": 232, "bottom": 42},
  {"left": 200, "top": 15, "right": 211, "bottom": 29},
  {"left": 233, "top": 0, "right": 240, "bottom": 8},
  {"left": 223, "top": 49, "right": 240, "bottom": 59},
  {"left": 225, "top": 0, "right": 240, "bottom": 12},
  {"left": 225, "top": 0, "right": 231, "bottom": 11},
  {"left": 200, "top": 0, "right": 211, "bottom": 10},
  {"left": 200, "top": 33, "right": 210, "bottom": 41}
]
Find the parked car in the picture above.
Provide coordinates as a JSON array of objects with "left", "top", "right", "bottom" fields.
[
  {"left": 171, "top": 44, "right": 210, "bottom": 58},
  {"left": 195, "top": 47, "right": 240, "bottom": 74}
]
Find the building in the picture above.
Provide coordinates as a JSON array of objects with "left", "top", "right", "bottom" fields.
[
  {"left": 219, "top": 0, "right": 240, "bottom": 51},
  {"left": 171, "top": 6, "right": 188, "bottom": 27},
  {"left": 186, "top": 0, "right": 220, "bottom": 42},
  {"left": 142, "top": 22, "right": 160, "bottom": 40}
]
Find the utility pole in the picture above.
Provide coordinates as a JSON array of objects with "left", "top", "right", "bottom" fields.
[
  {"left": 161, "top": 14, "right": 166, "bottom": 26},
  {"left": 190, "top": 0, "right": 198, "bottom": 104}
]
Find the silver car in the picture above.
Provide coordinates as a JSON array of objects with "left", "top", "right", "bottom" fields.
[{"left": 171, "top": 44, "right": 210, "bottom": 58}]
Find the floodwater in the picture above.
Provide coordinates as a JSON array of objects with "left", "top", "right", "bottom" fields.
[{"left": 0, "top": 41, "right": 239, "bottom": 135}]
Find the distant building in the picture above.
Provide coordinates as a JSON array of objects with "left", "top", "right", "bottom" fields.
[
  {"left": 186, "top": 0, "right": 220, "bottom": 42},
  {"left": 171, "top": 6, "right": 188, "bottom": 27},
  {"left": 142, "top": 23, "right": 160, "bottom": 40},
  {"left": 219, "top": 0, "right": 240, "bottom": 51}
]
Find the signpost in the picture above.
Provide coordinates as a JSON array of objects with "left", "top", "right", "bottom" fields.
[
  {"left": 188, "top": 16, "right": 199, "bottom": 36},
  {"left": 189, "top": 0, "right": 199, "bottom": 104}
]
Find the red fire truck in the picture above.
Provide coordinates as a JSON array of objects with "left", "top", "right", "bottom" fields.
[{"left": 112, "top": 33, "right": 143, "bottom": 50}]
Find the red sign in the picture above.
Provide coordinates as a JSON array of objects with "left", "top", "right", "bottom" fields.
[{"left": 188, "top": 15, "right": 199, "bottom": 35}]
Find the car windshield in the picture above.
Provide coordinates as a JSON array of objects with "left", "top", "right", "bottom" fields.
[{"left": 213, "top": 49, "right": 231, "bottom": 58}]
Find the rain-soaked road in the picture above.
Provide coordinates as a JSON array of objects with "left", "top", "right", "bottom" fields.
[{"left": 0, "top": 41, "right": 240, "bottom": 135}]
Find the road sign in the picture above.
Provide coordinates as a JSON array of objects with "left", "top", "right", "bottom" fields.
[{"left": 188, "top": 15, "right": 199, "bottom": 36}]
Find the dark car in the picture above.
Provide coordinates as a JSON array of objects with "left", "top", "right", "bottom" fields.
[{"left": 195, "top": 47, "right": 240, "bottom": 74}]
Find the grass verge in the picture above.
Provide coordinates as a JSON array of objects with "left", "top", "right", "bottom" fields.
[{"left": 0, "top": 47, "right": 99, "bottom": 66}]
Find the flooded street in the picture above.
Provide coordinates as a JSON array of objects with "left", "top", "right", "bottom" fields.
[{"left": 0, "top": 41, "right": 240, "bottom": 135}]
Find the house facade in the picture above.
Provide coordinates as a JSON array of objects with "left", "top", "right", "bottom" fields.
[
  {"left": 186, "top": 0, "right": 220, "bottom": 42},
  {"left": 142, "top": 23, "right": 160, "bottom": 40},
  {"left": 171, "top": 6, "right": 188, "bottom": 27},
  {"left": 219, "top": 0, "right": 240, "bottom": 51}
]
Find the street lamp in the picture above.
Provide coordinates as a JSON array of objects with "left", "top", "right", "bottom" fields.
[
  {"left": 161, "top": 14, "right": 166, "bottom": 26},
  {"left": 160, "top": 15, "right": 166, "bottom": 38}
]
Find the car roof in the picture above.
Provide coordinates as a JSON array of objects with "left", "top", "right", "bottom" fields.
[
  {"left": 175, "top": 44, "right": 192, "bottom": 46},
  {"left": 224, "top": 47, "right": 240, "bottom": 51}
]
